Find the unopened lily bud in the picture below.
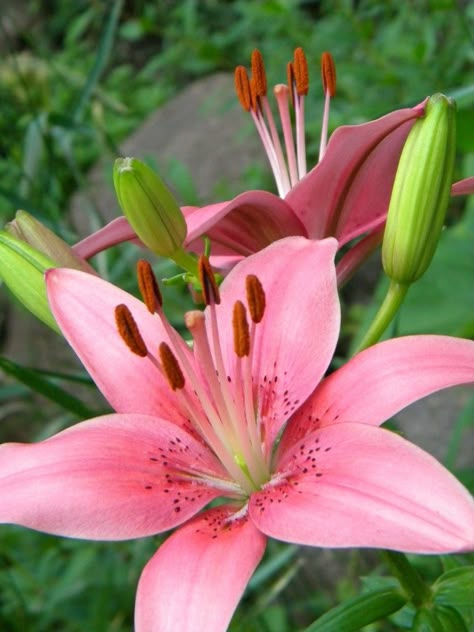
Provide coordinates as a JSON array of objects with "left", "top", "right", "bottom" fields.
[
  {"left": 382, "top": 93, "right": 456, "bottom": 284},
  {"left": 0, "top": 231, "right": 59, "bottom": 332},
  {"left": 6, "top": 211, "right": 95, "bottom": 273},
  {"left": 113, "top": 157, "right": 187, "bottom": 258}
]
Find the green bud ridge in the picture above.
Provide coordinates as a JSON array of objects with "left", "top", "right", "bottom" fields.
[
  {"left": 113, "top": 157, "right": 187, "bottom": 258},
  {"left": 382, "top": 93, "right": 456, "bottom": 284}
]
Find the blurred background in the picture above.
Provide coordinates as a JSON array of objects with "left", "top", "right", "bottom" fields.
[{"left": 0, "top": 1, "right": 473, "bottom": 630}]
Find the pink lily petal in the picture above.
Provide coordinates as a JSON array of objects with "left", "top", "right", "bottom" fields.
[
  {"left": 135, "top": 505, "right": 266, "bottom": 632},
  {"left": 250, "top": 423, "right": 474, "bottom": 553},
  {"left": 451, "top": 176, "right": 474, "bottom": 196},
  {"left": 73, "top": 217, "right": 143, "bottom": 259},
  {"left": 335, "top": 227, "right": 384, "bottom": 287},
  {"left": 280, "top": 335, "right": 474, "bottom": 451},
  {"left": 0, "top": 414, "right": 225, "bottom": 539},
  {"left": 286, "top": 103, "right": 425, "bottom": 244},
  {"left": 46, "top": 268, "right": 195, "bottom": 427},
  {"left": 214, "top": 237, "right": 340, "bottom": 450},
  {"left": 184, "top": 190, "right": 308, "bottom": 261}
]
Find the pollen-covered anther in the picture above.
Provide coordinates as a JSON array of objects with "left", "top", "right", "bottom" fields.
[
  {"left": 198, "top": 255, "right": 221, "bottom": 305},
  {"left": 321, "top": 51, "right": 336, "bottom": 97},
  {"left": 251, "top": 49, "right": 267, "bottom": 97},
  {"left": 293, "top": 47, "right": 309, "bottom": 96},
  {"left": 246, "top": 274, "right": 266, "bottom": 323},
  {"left": 249, "top": 76, "right": 258, "bottom": 112},
  {"left": 232, "top": 300, "right": 250, "bottom": 358},
  {"left": 234, "top": 66, "right": 251, "bottom": 112},
  {"left": 159, "top": 342, "right": 185, "bottom": 391},
  {"left": 137, "top": 259, "right": 162, "bottom": 313},
  {"left": 115, "top": 304, "right": 148, "bottom": 357}
]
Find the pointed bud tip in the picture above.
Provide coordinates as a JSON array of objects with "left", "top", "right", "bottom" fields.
[{"left": 113, "top": 157, "right": 187, "bottom": 258}]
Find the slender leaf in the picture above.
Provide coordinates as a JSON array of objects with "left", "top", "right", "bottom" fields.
[
  {"left": 0, "top": 356, "right": 98, "bottom": 418},
  {"left": 303, "top": 588, "right": 407, "bottom": 632}
]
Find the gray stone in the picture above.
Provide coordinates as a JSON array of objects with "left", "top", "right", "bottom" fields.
[{"left": 71, "top": 73, "right": 262, "bottom": 237}]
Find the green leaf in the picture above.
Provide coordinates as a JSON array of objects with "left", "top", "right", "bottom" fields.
[
  {"left": 0, "top": 356, "right": 98, "bottom": 419},
  {"left": 303, "top": 588, "right": 407, "bottom": 632},
  {"left": 412, "top": 608, "right": 444, "bottom": 632},
  {"left": 72, "top": 0, "right": 124, "bottom": 123},
  {"left": 434, "top": 605, "right": 469, "bottom": 632},
  {"left": 432, "top": 566, "right": 474, "bottom": 608}
]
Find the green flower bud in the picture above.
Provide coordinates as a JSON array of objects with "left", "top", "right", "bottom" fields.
[
  {"left": 0, "top": 231, "right": 59, "bottom": 332},
  {"left": 6, "top": 211, "right": 95, "bottom": 273},
  {"left": 382, "top": 93, "right": 456, "bottom": 284},
  {"left": 113, "top": 157, "right": 187, "bottom": 258}
]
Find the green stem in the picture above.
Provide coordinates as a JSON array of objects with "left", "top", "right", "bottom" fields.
[
  {"left": 381, "top": 551, "right": 431, "bottom": 607},
  {"left": 354, "top": 281, "right": 409, "bottom": 354},
  {"left": 172, "top": 247, "right": 199, "bottom": 276}
]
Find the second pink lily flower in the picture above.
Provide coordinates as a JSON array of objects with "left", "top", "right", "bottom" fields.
[{"left": 74, "top": 49, "right": 472, "bottom": 277}]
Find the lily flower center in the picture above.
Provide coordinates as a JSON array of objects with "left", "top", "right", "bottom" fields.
[
  {"left": 115, "top": 258, "right": 271, "bottom": 497},
  {"left": 234, "top": 47, "right": 336, "bottom": 198}
]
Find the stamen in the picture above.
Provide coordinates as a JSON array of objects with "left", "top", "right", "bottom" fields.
[
  {"left": 319, "top": 52, "right": 336, "bottom": 161},
  {"left": 198, "top": 255, "right": 221, "bottom": 305},
  {"left": 234, "top": 66, "right": 251, "bottom": 112},
  {"left": 249, "top": 76, "right": 258, "bottom": 112},
  {"left": 137, "top": 259, "right": 162, "bottom": 313},
  {"left": 286, "top": 62, "right": 295, "bottom": 107},
  {"left": 246, "top": 275, "right": 266, "bottom": 323},
  {"left": 115, "top": 304, "right": 148, "bottom": 357},
  {"left": 158, "top": 342, "right": 185, "bottom": 391},
  {"left": 251, "top": 49, "right": 267, "bottom": 97},
  {"left": 232, "top": 301, "right": 250, "bottom": 358},
  {"left": 321, "top": 51, "right": 336, "bottom": 97},
  {"left": 293, "top": 47, "right": 309, "bottom": 96}
]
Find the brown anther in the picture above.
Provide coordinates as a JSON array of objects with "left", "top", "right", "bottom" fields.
[
  {"left": 321, "top": 51, "right": 336, "bottom": 97},
  {"left": 232, "top": 300, "right": 250, "bottom": 358},
  {"left": 293, "top": 47, "right": 309, "bottom": 96},
  {"left": 115, "top": 304, "right": 148, "bottom": 357},
  {"left": 251, "top": 49, "right": 267, "bottom": 97},
  {"left": 198, "top": 255, "right": 221, "bottom": 305},
  {"left": 137, "top": 259, "right": 162, "bottom": 313},
  {"left": 246, "top": 275, "right": 266, "bottom": 323},
  {"left": 159, "top": 342, "right": 185, "bottom": 391},
  {"left": 234, "top": 66, "right": 251, "bottom": 112}
]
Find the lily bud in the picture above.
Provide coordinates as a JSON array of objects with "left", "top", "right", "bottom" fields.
[
  {"left": 382, "top": 93, "right": 456, "bottom": 284},
  {"left": 0, "top": 231, "right": 59, "bottom": 332},
  {"left": 6, "top": 211, "right": 95, "bottom": 273},
  {"left": 113, "top": 157, "right": 187, "bottom": 258}
]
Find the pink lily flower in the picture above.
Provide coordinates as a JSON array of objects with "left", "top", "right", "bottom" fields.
[
  {"left": 1, "top": 237, "right": 473, "bottom": 632},
  {"left": 73, "top": 49, "right": 473, "bottom": 279}
]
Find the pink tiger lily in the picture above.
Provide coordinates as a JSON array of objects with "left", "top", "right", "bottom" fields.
[{"left": 0, "top": 237, "right": 473, "bottom": 631}]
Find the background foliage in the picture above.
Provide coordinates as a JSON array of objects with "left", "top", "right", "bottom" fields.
[{"left": 0, "top": 1, "right": 473, "bottom": 630}]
